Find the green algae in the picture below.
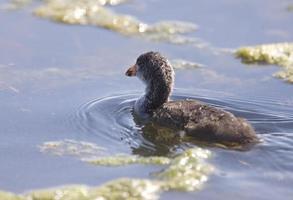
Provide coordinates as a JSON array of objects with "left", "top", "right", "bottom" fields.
[
  {"left": 27, "top": 185, "right": 96, "bottom": 200},
  {"left": 3, "top": 0, "right": 215, "bottom": 49},
  {"left": 236, "top": 43, "right": 293, "bottom": 83},
  {"left": 0, "top": 191, "right": 24, "bottom": 200},
  {"left": 92, "top": 148, "right": 211, "bottom": 194},
  {"left": 2, "top": 0, "right": 199, "bottom": 45},
  {"left": 81, "top": 142, "right": 213, "bottom": 191},
  {"left": 0, "top": 179, "right": 161, "bottom": 200},
  {"left": 4, "top": 0, "right": 128, "bottom": 9},
  {"left": 91, "top": 178, "right": 161, "bottom": 200},
  {"left": 1, "top": 141, "right": 212, "bottom": 200},
  {"left": 275, "top": 67, "right": 293, "bottom": 83},
  {"left": 287, "top": 5, "right": 293, "bottom": 12},
  {"left": 39, "top": 140, "right": 212, "bottom": 191},
  {"left": 236, "top": 43, "right": 293, "bottom": 66},
  {"left": 29, "top": 0, "right": 198, "bottom": 45},
  {"left": 26, "top": 180, "right": 161, "bottom": 200},
  {"left": 40, "top": 139, "right": 106, "bottom": 157},
  {"left": 158, "top": 148, "right": 211, "bottom": 191},
  {"left": 1, "top": 0, "right": 32, "bottom": 10},
  {"left": 88, "top": 155, "right": 171, "bottom": 166}
]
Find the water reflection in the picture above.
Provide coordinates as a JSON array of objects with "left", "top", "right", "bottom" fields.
[
  {"left": 72, "top": 91, "right": 293, "bottom": 157},
  {"left": 131, "top": 121, "right": 184, "bottom": 156},
  {"left": 1, "top": 0, "right": 293, "bottom": 199}
]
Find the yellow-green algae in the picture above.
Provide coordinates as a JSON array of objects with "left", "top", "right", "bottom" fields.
[
  {"left": 1, "top": 0, "right": 32, "bottom": 10},
  {"left": 39, "top": 140, "right": 208, "bottom": 171},
  {"left": 236, "top": 43, "right": 293, "bottom": 83},
  {"left": 3, "top": 0, "right": 215, "bottom": 49},
  {"left": 88, "top": 155, "right": 171, "bottom": 166},
  {"left": 158, "top": 148, "right": 211, "bottom": 191},
  {"left": 0, "top": 179, "right": 161, "bottom": 200},
  {"left": 40, "top": 139, "right": 106, "bottom": 157},
  {"left": 40, "top": 140, "right": 171, "bottom": 165},
  {"left": 30, "top": 0, "right": 197, "bottom": 45},
  {"left": 0, "top": 191, "right": 24, "bottom": 200},
  {"left": 1, "top": 144, "right": 212, "bottom": 200},
  {"left": 89, "top": 178, "right": 161, "bottom": 200},
  {"left": 3, "top": 0, "right": 129, "bottom": 9},
  {"left": 40, "top": 140, "right": 212, "bottom": 190}
]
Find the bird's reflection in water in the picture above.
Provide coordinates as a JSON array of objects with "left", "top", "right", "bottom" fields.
[
  {"left": 131, "top": 112, "right": 255, "bottom": 157},
  {"left": 132, "top": 122, "right": 184, "bottom": 156}
]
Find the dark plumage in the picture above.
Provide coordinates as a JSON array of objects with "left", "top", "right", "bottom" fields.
[{"left": 126, "top": 51, "right": 258, "bottom": 146}]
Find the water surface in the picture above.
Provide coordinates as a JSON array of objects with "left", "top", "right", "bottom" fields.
[{"left": 0, "top": 0, "right": 293, "bottom": 199}]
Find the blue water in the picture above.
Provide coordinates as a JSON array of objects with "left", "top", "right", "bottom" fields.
[{"left": 0, "top": 0, "right": 293, "bottom": 199}]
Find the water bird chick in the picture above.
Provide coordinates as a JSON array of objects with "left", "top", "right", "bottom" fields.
[{"left": 125, "top": 52, "right": 258, "bottom": 147}]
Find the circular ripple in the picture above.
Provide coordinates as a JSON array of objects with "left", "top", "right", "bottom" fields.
[
  {"left": 72, "top": 93, "right": 140, "bottom": 153},
  {"left": 70, "top": 90, "right": 293, "bottom": 155}
]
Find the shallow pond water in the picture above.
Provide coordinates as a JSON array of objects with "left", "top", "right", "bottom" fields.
[{"left": 0, "top": 0, "right": 293, "bottom": 199}]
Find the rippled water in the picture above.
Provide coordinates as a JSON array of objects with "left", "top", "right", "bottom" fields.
[
  {"left": 72, "top": 91, "right": 293, "bottom": 153},
  {"left": 1, "top": 0, "right": 293, "bottom": 199},
  {"left": 68, "top": 89, "right": 293, "bottom": 199}
]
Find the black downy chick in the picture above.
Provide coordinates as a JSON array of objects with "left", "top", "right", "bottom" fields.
[{"left": 126, "top": 51, "right": 259, "bottom": 146}]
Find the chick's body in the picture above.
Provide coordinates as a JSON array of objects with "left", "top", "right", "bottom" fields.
[
  {"left": 153, "top": 100, "right": 258, "bottom": 145},
  {"left": 126, "top": 51, "right": 258, "bottom": 146}
]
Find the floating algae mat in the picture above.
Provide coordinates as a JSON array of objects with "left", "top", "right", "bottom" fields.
[
  {"left": 31, "top": 139, "right": 212, "bottom": 199},
  {"left": 87, "top": 148, "right": 212, "bottom": 191},
  {"left": 2, "top": 0, "right": 213, "bottom": 50},
  {"left": 0, "top": 140, "right": 212, "bottom": 200},
  {"left": 0, "top": 179, "right": 161, "bottom": 200},
  {"left": 3, "top": 0, "right": 195, "bottom": 45},
  {"left": 236, "top": 43, "right": 293, "bottom": 83},
  {"left": 33, "top": 0, "right": 197, "bottom": 44},
  {"left": 88, "top": 155, "right": 171, "bottom": 166},
  {"left": 0, "top": 149, "right": 211, "bottom": 199},
  {"left": 0, "top": 191, "right": 24, "bottom": 200},
  {"left": 40, "top": 139, "right": 106, "bottom": 157},
  {"left": 41, "top": 140, "right": 171, "bottom": 165},
  {"left": 2, "top": 0, "right": 32, "bottom": 9},
  {"left": 3, "top": 0, "right": 129, "bottom": 9}
]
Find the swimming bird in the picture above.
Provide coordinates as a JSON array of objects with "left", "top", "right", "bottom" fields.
[{"left": 125, "top": 51, "right": 258, "bottom": 147}]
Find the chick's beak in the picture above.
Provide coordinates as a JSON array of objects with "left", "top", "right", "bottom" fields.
[{"left": 125, "top": 64, "right": 137, "bottom": 77}]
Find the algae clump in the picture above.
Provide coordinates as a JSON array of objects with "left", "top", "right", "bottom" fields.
[
  {"left": 3, "top": 0, "right": 212, "bottom": 48},
  {"left": 32, "top": 0, "right": 197, "bottom": 45},
  {"left": 1, "top": 0, "right": 32, "bottom": 10},
  {"left": 86, "top": 147, "right": 212, "bottom": 192},
  {"left": 158, "top": 148, "right": 211, "bottom": 191},
  {"left": 0, "top": 179, "right": 161, "bottom": 200},
  {"left": 26, "top": 180, "right": 160, "bottom": 200},
  {"left": 27, "top": 185, "right": 95, "bottom": 200},
  {"left": 88, "top": 155, "right": 171, "bottom": 166},
  {"left": 92, "top": 178, "right": 161, "bottom": 200},
  {"left": 236, "top": 43, "right": 293, "bottom": 83},
  {"left": 0, "top": 191, "right": 24, "bottom": 200},
  {"left": 40, "top": 139, "right": 106, "bottom": 157},
  {"left": 40, "top": 140, "right": 213, "bottom": 192},
  {"left": 1, "top": 140, "right": 212, "bottom": 200}
]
